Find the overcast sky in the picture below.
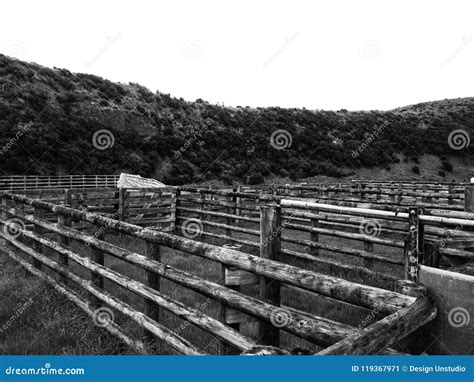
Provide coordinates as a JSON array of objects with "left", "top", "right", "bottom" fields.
[{"left": 1, "top": 0, "right": 473, "bottom": 110}]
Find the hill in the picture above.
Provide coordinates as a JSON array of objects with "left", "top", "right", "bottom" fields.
[{"left": 0, "top": 54, "right": 473, "bottom": 185}]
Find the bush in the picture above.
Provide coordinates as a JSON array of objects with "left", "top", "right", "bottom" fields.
[
  {"left": 247, "top": 173, "right": 264, "bottom": 185},
  {"left": 441, "top": 161, "right": 453, "bottom": 172}
]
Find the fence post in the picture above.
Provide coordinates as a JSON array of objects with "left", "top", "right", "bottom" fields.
[
  {"left": 422, "top": 242, "right": 440, "bottom": 268},
  {"left": 363, "top": 240, "right": 374, "bottom": 269},
  {"left": 219, "top": 243, "right": 247, "bottom": 354},
  {"left": 91, "top": 231, "right": 105, "bottom": 307},
  {"left": 64, "top": 189, "right": 72, "bottom": 207},
  {"left": 465, "top": 185, "right": 474, "bottom": 212},
  {"left": 57, "top": 213, "right": 71, "bottom": 285},
  {"left": 1, "top": 198, "right": 10, "bottom": 248},
  {"left": 145, "top": 241, "right": 161, "bottom": 341},
  {"left": 397, "top": 186, "right": 403, "bottom": 205},
  {"left": 259, "top": 203, "right": 281, "bottom": 347},
  {"left": 171, "top": 188, "right": 180, "bottom": 233},
  {"left": 118, "top": 188, "right": 128, "bottom": 221},
  {"left": 32, "top": 207, "right": 44, "bottom": 271},
  {"left": 404, "top": 207, "right": 423, "bottom": 282},
  {"left": 198, "top": 189, "right": 205, "bottom": 222},
  {"left": 235, "top": 185, "right": 242, "bottom": 219},
  {"left": 421, "top": 185, "right": 427, "bottom": 204},
  {"left": 309, "top": 215, "right": 319, "bottom": 256},
  {"left": 225, "top": 189, "right": 235, "bottom": 238}
]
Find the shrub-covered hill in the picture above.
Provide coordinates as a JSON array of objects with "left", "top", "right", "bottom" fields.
[{"left": 0, "top": 54, "right": 473, "bottom": 185}]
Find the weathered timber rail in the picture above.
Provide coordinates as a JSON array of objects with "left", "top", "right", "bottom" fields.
[{"left": 0, "top": 192, "right": 437, "bottom": 355}]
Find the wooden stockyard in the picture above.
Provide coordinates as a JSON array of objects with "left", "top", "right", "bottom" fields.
[{"left": 0, "top": 178, "right": 473, "bottom": 355}]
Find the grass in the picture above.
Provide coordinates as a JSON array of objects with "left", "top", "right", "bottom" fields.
[{"left": 0, "top": 213, "right": 409, "bottom": 355}]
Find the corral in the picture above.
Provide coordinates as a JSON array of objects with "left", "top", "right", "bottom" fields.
[{"left": 0, "top": 176, "right": 473, "bottom": 355}]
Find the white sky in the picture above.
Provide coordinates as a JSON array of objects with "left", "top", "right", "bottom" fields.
[{"left": 1, "top": 0, "right": 473, "bottom": 110}]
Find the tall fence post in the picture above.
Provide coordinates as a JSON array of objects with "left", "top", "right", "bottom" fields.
[
  {"left": 465, "top": 185, "right": 474, "bottom": 212},
  {"left": 235, "top": 185, "right": 242, "bottom": 219},
  {"left": 404, "top": 207, "right": 423, "bottom": 282},
  {"left": 448, "top": 184, "right": 454, "bottom": 206},
  {"left": 225, "top": 190, "right": 233, "bottom": 239},
  {"left": 309, "top": 215, "right": 319, "bottom": 256},
  {"left": 259, "top": 203, "right": 281, "bottom": 347},
  {"left": 118, "top": 188, "right": 128, "bottom": 221},
  {"left": 1, "top": 197, "right": 10, "bottom": 248},
  {"left": 171, "top": 188, "right": 180, "bottom": 233},
  {"left": 32, "top": 207, "right": 44, "bottom": 271},
  {"left": 363, "top": 239, "right": 374, "bottom": 269},
  {"left": 57, "top": 213, "right": 71, "bottom": 285},
  {"left": 198, "top": 189, "right": 205, "bottom": 222},
  {"left": 91, "top": 231, "right": 105, "bottom": 307},
  {"left": 218, "top": 243, "right": 254, "bottom": 354},
  {"left": 145, "top": 241, "right": 161, "bottom": 341},
  {"left": 421, "top": 242, "right": 440, "bottom": 268},
  {"left": 64, "top": 189, "right": 72, "bottom": 207}
]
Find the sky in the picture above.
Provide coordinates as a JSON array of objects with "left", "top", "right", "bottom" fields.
[{"left": 1, "top": 0, "right": 473, "bottom": 111}]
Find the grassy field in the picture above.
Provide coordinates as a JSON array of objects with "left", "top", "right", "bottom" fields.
[{"left": 0, "top": 216, "right": 408, "bottom": 355}]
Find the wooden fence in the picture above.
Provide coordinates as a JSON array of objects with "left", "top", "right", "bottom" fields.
[
  {"left": 6, "top": 185, "right": 474, "bottom": 274},
  {"left": 0, "top": 192, "right": 437, "bottom": 355},
  {"left": 269, "top": 183, "right": 466, "bottom": 212},
  {"left": 0, "top": 175, "right": 120, "bottom": 191},
  {"left": 175, "top": 187, "right": 474, "bottom": 276}
]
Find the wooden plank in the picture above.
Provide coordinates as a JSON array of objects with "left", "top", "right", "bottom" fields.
[{"left": 259, "top": 204, "right": 282, "bottom": 347}]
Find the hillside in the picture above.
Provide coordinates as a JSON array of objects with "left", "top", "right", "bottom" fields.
[{"left": 0, "top": 54, "right": 473, "bottom": 185}]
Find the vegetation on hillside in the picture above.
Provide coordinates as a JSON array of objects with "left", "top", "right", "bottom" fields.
[{"left": 0, "top": 54, "right": 473, "bottom": 184}]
